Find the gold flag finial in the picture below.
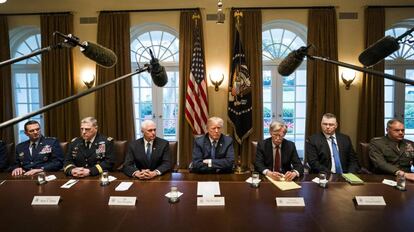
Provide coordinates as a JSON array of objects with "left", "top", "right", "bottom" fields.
[
  {"left": 234, "top": 10, "right": 243, "bottom": 27},
  {"left": 192, "top": 13, "right": 200, "bottom": 27}
]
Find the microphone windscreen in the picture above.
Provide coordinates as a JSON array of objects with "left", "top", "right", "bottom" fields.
[
  {"left": 150, "top": 62, "right": 168, "bottom": 87},
  {"left": 358, "top": 36, "right": 399, "bottom": 67},
  {"left": 277, "top": 49, "right": 306, "bottom": 76},
  {"left": 81, "top": 41, "right": 118, "bottom": 68}
]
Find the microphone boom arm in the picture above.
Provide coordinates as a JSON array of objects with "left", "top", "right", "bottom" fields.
[
  {"left": 307, "top": 55, "right": 414, "bottom": 85},
  {"left": 0, "top": 66, "right": 150, "bottom": 129},
  {"left": 0, "top": 43, "right": 63, "bottom": 68}
]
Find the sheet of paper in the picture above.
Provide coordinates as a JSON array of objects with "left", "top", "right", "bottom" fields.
[
  {"left": 197, "top": 181, "right": 221, "bottom": 197},
  {"left": 60, "top": 179, "right": 79, "bottom": 189},
  {"left": 45, "top": 175, "right": 57, "bottom": 182},
  {"left": 108, "top": 176, "right": 117, "bottom": 182},
  {"left": 266, "top": 176, "right": 301, "bottom": 191},
  {"left": 115, "top": 182, "right": 133, "bottom": 191},
  {"left": 245, "top": 177, "right": 261, "bottom": 184}
]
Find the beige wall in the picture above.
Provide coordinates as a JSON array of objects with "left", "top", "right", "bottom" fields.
[{"left": 1, "top": 0, "right": 413, "bottom": 145}]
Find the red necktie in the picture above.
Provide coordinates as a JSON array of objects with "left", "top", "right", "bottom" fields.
[{"left": 274, "top": 145, "right": 281, "bottom": 172}]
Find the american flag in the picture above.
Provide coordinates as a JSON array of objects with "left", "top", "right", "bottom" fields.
[{"left": 185, "top": 24, "right": 209, "bottom": 135}]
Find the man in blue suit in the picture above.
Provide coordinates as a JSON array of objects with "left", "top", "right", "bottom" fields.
[
  {"left": 123, "top": 120, "right": 171, "bottom": 179},
  {"left": 191, "top": 117, "right": 234, "bottom": 173},
  {"left": 11, "top": 120, "right": 63, "bottom": 176},
  {"left": 255, "top": 120, "right": 304, "bottom": 181}
]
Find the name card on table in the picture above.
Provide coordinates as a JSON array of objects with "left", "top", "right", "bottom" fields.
[
  {"left": 355, "top": 196, "right": 386, "bottom": 206},
  {"left": 276, "top": 197, "right": 305, "bottom": 207},
  {"left": 197, "top": 197, "right": 225, "bottom": 206},
  {"left": 108, "top": 196, "right": 136, "bottom": 206},
  {"left": 31, "top": 196, "right": 60, "bottom": 205}
]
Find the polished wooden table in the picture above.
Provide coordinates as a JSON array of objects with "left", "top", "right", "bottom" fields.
[{"left": 0, "top": 172, "right": 413, "bottom": 232}]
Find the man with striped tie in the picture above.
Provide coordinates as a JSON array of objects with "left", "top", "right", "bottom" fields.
[{"left": 306, "top": 113, "right": 360, "bottom": 174}]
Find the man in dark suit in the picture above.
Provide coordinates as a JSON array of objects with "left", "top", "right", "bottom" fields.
[
  {"left": 123, "top": 120, "right": 171, "bottom": 179},
  {"left": 306, "top": 113, "right": 359, "bottom": 174},
  {"left": 0, "top": 140, "right": 8, "bottom": 171},
  {"left": 255, "top": 120, "right": 303, "bottom": 181},
  {"left": 369, "top": 119, "right": 414, "bottom": 181},
  {"left": 11, "top": 120, "right": 63, "bottom": 176},
  {"left": 191, "top": 117, "right": 234, "bottom": 173},
  {"left": 64, "top": 117, "right": 115, "bottom": 177}
]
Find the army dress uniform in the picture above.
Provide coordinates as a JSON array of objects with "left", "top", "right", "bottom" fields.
[
  {"left": 64, "top": 133, "right": 115, "bottom": 176},
  {"left": 369, "top": 136, "right": 414, "bottom": 174},
  {"left": 13, "top": 136, "right": 64, "bottom": 171}
]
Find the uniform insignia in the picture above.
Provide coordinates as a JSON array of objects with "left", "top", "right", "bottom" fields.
[
  {"left": 39, "top": 145, "right": 52, "bottom": 154},
  {"left": 18, "top": 152, "right": 25, "bottom": 161},
  {"left": 96, "top": 144, "right": 106, "bottom": 154},
  {"left": 107, "top": 137, "right": 113, "bottom": 141},
  {"left": 43, "top": 156, "right": 48, "bottom": 161}
]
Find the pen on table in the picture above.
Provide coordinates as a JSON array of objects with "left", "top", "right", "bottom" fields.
[{"left": 0, "top": 180, "right": 6, "bottom": 186}]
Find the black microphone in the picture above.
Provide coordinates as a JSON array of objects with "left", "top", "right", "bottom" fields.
[
  {"left": 148, "top": 49, "right": 168, "bottom": 87},
  {"left": 54, "top": 31, "right": 117, "bottom": 68},
  {"left": 278, "top": 45, "right": 311, "bottom": 76},
  {"left": 358, "top": 27, "right": 414, "bottom": 67},
  {"left": 358, "top": 36, "right": 399, "bottom": 67}
]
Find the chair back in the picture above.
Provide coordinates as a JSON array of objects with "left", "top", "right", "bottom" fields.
[
  {"left": 359, "top": 142, "right": 373, "bottom": 173},
  {"left": 6, "top": 143, "right": 15, "bottom": 168},
  {"left": 169, "top": 141, "right": 178, "bottom": 172},
  {"left": 60, "top": 142, "right": 69, "bottom": 155},
  {"left": 113, "top": 140, "right": 128, "bottom": 171},
  {"left": 250, "top": 141, "right": 258, "bottom": 171}
]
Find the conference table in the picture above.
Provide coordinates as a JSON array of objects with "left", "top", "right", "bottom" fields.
[{"left": 0, "top": 172, "right": 413, "bottom": 232}]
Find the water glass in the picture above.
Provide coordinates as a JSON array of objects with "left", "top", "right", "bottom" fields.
[{"left": 251, "top": 172, "right": 260, "bottom": 188}]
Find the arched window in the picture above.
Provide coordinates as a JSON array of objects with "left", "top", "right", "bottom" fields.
[
  {"left": 9, "top": 26, "right": 43, "bottom": 143},
  {"left": 262, "top": 20, "right": 307, "bottom": 158},
  {"left": 384, "top": 19, "right": 414, "bottom": 140},
  {"left": 130, "top": 23, "right": 179, "bottom": 140}
]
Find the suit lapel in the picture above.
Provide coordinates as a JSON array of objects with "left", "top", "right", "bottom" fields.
[{"left": 204, "top": 135, "right": 211, "bottom": 158}]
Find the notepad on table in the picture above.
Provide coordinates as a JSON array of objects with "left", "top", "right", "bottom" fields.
[
  {"left": 342, "top": 173, "right": 364, "bottom": 185},
  {"left": 266, "top": 176, "right": 301, "bottom": 191}
]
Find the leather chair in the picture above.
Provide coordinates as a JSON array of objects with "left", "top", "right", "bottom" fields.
[
  {"left": 6, "top": 143, "right": 15, "bottom": 169},
  {"left": 250, "top": 141, "right": 258, "bottom": 171},
  {"left": 358, "top": 142, "right": 373, "bottom": 174},
  {"left": 169, "top": 141, "right": 178, "bottom": 172},
  {"left": 113, "top": 140, "right": 128, "bottom": 171},
  {"left": 60, "top": 142, "right": 69, "bottom": 155}
]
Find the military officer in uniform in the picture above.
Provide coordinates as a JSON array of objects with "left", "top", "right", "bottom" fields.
[
  {"left": 11, "top": 120, "right": 64, "bottom": 176},
  {"left": 64, "top": 117, "right": 115, "bottom": 177},
  {"left": 370, "top": 119, "right": 414, "bottom": 181}
]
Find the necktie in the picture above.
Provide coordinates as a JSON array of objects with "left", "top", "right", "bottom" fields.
[
  {"left": 30, "top": 143, "right": 36, "bottom": 156},
  {"left": 211, "top": 141, "right": 217, "bottom": 159},
  {"left": 274, "top": 145, "right": 281, "bottom": 172},
  {"left": 86, "top": 141, "right": 91, "bottom": 149},
  {"left": 330, "top": 136, "right": 343, "bottom": 174},
  {"left": 146, "top": 142, "right": 152, "bottom": 160}
]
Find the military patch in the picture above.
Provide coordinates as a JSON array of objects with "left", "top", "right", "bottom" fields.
[
  {"left": 39, "top": 145, "right": 51, "bottom": 154},
  {"left": 96, "top": 144, "right": 106, "bottom": 154}
]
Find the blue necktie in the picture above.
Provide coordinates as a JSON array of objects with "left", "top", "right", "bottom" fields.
[
  {"left": 211, "top": 141, "right": 216, "bottom": 159},
  {"left": 330, "top": 136, "right": 343, "bottom": 174},
  {"left": 146, "top": 142, "right": 152, "bottom": 160}
]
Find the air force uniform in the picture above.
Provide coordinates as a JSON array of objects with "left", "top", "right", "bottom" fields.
[
  {"left": 13, "top": 136, "right": 64, "bottom": 171},
  {"left": 64, "top": 133, "right": 115, "bottom": 176}
]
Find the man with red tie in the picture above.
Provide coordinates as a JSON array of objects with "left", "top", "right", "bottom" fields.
[
  {"left": 255, "top": 120, "right": 303, "bottom": 181},
  {"left": 11, "top": 120, "right": 63, "bottom": 176}
]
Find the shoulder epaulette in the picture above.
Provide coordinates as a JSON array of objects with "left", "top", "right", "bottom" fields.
[
  {"left": 107, "top": 137, "right": 114, "bottom": 141},
  {"left": 71, "top": 137, "right": 78, "bottom": 142}
]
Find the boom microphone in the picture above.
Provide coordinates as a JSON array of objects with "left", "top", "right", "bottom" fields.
[
  {"left": 278, "top": 45, "right": 311, "bottom": 76},
  {"left": 54, "top": 31, "right": 117, "bottom": 68},
  {"left": 148, "top": 49, "right": 168, "bottom": 87},
  {"left": 358, "top": 27, "right": 414, "bottom": 67}
]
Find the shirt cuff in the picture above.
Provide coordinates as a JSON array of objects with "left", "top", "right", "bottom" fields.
[
  {"left": 263, "top": 169, "right": 270, "bottom": 175},
  {"left": 155, "top": 169, "right": 161, "bottom": 176},
  {"left": 208, "top": 159, "right": 212, "bottom": 167},
  {"left": 293, "top": 169, "right": 300, "bottom": 177}
]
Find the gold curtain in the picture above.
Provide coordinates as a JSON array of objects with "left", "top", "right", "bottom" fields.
[
  {"left": 228, "top": 9, "right": 263, "bottom": 169},
  {"left": 0, "top": 15, "right": 14, "bottom": 143},
  {"left": 95, "top": 12, "right": 134, "bottom": 141},
  {"left": 40, "top": 13, "right": 79, "bottom": 142},
  {"left": 178, "top": 9, "right": 204, "bottom": 169},
  {"left": 305, "top": 8, "right": 340, "bottom": 138},
  {"left": 357, "top": 7, "right": 385, "bottom": 145}
]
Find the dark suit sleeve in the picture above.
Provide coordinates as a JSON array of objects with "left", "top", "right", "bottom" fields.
[
  {"left": 155, "top": 140, "right": 171, "bottom": 174},
  {"left": 63, "top": 141, "right": 77, "bottom": 175},
  {"left": 254, "top": 140, "right": 268, "bottom": 173},
  {"left": 191, "top": 138, "right": 206, "bottom": 171},
  {"left": 343, "top": 135, "right": 360, "bottom": 173},
  {"left": 0, "top": 142, "right": 7, "bottom": 170},
  {"left": 42, "top": 139, "right": 64, "bottom": 171},
  {"left": 288, "top": 142, "right": 304, "bottom": 176},
  {"left": 305, "top": 136, "right": 330, "bottom": 173},
  {"left": 212, "top": 137, "right": 234, "bottom": 170},
  {"left": 123, "top": 143, "right": 139, "bottom": 177},
  {"left": 89, "top": 139, "right": 115, "bottom": 176}
]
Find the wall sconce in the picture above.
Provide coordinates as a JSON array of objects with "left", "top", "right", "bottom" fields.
[
  {"left": 82, "top": 74, "right": 95, "bottom": 89},
  {"left": 209, "top": 74, "right": 224, "bottom": 91},
  {"left": 216, "top": 0, "right": 225, "bottom": 24},
  {"left": 341, "top": 69, "right": 356, "bottom": 90}
]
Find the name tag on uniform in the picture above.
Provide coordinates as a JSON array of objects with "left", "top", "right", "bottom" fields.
[
  {"left": 276, "top": 197, "right": 305, "bottom": 207},
  {"left": 197, "top": 197, "right": 225, "bottom": 206},
  {"left": 108, "top": 196, "right": 136, "bottom": 206},
  {"left": 31, "top": 196, "right": 60, "bottom": 205},
  {"left": 355, "top": 196, "right": 386, "bottom": 206}
]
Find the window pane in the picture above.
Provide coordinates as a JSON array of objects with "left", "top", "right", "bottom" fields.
[
  {"left": 296, "top": 86, "right": 306, "bottom": 101},
  {"left": 384, "top": 103, "right": 394, "bottom": 118}
]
